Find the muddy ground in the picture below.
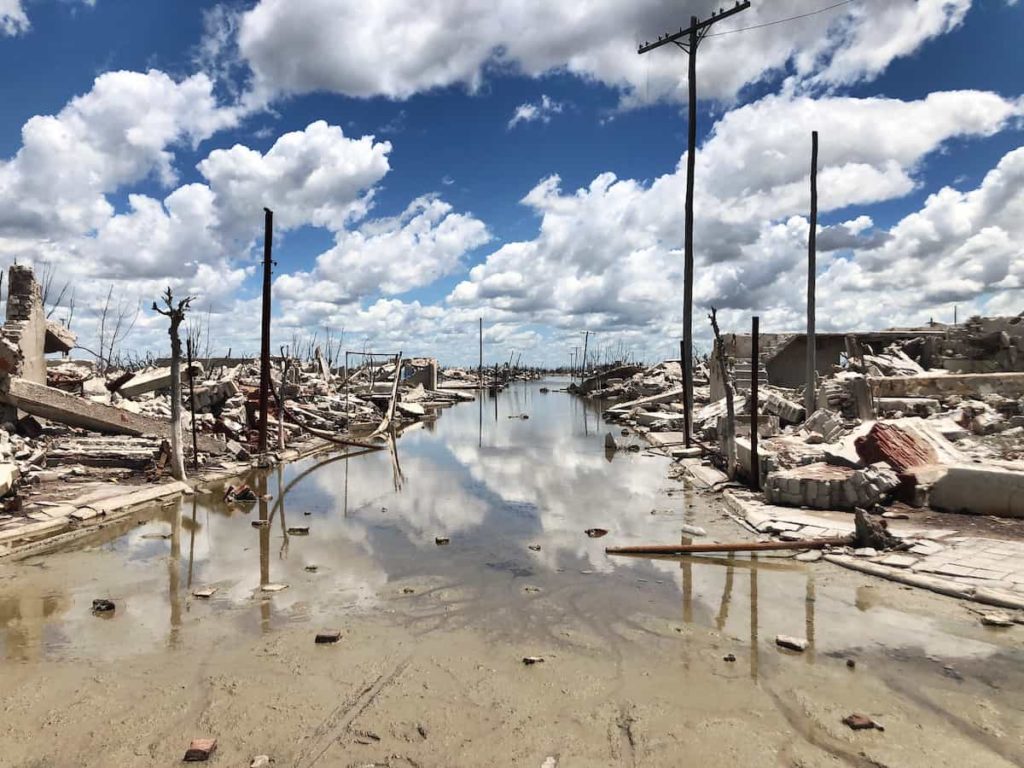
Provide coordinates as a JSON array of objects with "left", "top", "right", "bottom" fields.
[{"left": 1, "top": 382, "right": 1022, "bottom": 767}]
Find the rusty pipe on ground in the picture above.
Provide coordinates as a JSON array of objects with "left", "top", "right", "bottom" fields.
[{"left": 605, "top": 537, "right": 852, "bottom": 556}]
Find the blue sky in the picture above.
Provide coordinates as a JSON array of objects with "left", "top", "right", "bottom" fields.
[{"left": 0, "top": 0, "right": 1022, "bottom": 365}]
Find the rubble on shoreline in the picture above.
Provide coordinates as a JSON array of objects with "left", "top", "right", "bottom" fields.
[{"left": 583, "top": 317, "right": 1024, "bottom": 610}]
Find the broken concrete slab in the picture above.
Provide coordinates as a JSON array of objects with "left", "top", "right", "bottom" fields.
[
  {"left": 117, "top": 364, "right": 204, "bottom": 398},
  {"left": 43, "top": 320, "right": 76, "bottom": 354},
  {"left": 0, "top": 378, "right": 223, "bottom": 453},
  {"left": 929, "top": 464, "right": 1024, "bottom": 518},
  {"left": 871, "top": 372, "right": 1024, "bottom": 400}
]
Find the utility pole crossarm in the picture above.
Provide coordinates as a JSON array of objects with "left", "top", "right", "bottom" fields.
[{"left": 637, "top": 1, "right": 750, "bottom": 54}]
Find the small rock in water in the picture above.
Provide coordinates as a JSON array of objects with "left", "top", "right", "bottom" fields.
[
  {"left": 723, "top": 653, "right": 736, "bottom": 663},
  {"left": 522, "top": 656, "right": 545, "bottom": 665},
  {"left": 775, "top": 635, "right": 809, "bottom": 652},
  {"left": 846, "top": 659, "right": 857, "bottom": 669},
  {"left": 251, "top": 520, "right": 269, "bottom": 528},
  {"left": 528, "top": 544, "right": 541, "bottom": 551},
  {"left": 315, "top": 630, "right": 342, "bottom": 644},
  {"left": 620, "top": 429, "right": 629, "bottom": 437},
  {"left": 585, "top": 528, "right": 608, "bottom": 538},
  {"left": 523, "top": 585, "right": 542, "bottom": 593},
  {"left": 541, "top": 757, "right": 558, "bottom": 768},
  {"left": 842, "top": 713, "right": 884, "bottom": 731},
  {"left": 183, "top": 738, "right": 217, "bottom": 762},
  {"left": 402, "top": 587, "right": 416, "bottom": 594},
  {"left": 980, "top": 612, "right": 1014, "bottom": 627},
  {"left": 91, "top": 599, "right": 115, "bottom": 614},
  {"left": 680, "top": 524, "right": 706, "bottom": 537},
  {"left": 304, "top": 565, "right": 319, "bottom": 572},
  {"left": 287, "top": 525, "right": 310, "bottom": 535},
  {"left": 250, "top": 756, "right": 271, "bottom": 768},
  {"left": 261, "top": 583, "right": 288, "bottom": 593},
  {"left": 435, "top": 536, "right": 450, "bottom": 545},
  {"left": 192, "top": 587, "right": 217, "bottom": 599}
]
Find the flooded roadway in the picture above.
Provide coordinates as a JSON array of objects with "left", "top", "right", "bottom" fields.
[{"left": 0, "top": 379, "right": 1022, "bottom": 767}]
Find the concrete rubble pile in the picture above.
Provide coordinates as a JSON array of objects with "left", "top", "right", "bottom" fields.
[
  {"left": 605, "top": 314, "right": 1024, "bottom": 520},
  {"left": 0, "top": 266, "right": 463, "bottom": 517}
]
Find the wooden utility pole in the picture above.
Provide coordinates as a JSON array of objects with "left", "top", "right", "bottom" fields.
[
  {"left": 258, "top": 208, "right": 274, "bottom": 453},
  {"left": 750, "top": 316, "right": 760, "bottom": 490},
  {"left": 805, "top": 132, "right": 818, "bottom": 416},
  {"left": 639, "top": 1, "right": 751, "bottom": 445}
]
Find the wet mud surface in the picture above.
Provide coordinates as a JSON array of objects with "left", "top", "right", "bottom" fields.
[{"left": 1, "top": 380, "right": 1022, "bottom": 766}]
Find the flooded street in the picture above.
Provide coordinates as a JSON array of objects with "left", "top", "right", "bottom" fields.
[{"left": 1, "top": 380, "right": 1022, "bottom": 767}]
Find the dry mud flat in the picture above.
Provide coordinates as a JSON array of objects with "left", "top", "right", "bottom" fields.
[{"left": 1, "top": 549, "right": 1022, "bottom": 768}]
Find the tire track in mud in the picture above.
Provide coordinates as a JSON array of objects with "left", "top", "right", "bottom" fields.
[
  {"left": 765, "top": 686, "right": 888, "bottom": 768},
  {"left": 883, "top": 676, "right": 1024, "bottom": 768},
  {"left": 294, "top": 654, "right": 412, "bottom": 768}
]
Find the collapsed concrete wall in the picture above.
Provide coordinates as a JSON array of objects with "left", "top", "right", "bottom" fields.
[{"left": 2, "top": 266, "right": 47, "bottom": 385}]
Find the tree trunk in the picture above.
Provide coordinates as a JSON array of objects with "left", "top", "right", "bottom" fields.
[{"left": 168, "top": 322, "right": 186, "bottom": 480}]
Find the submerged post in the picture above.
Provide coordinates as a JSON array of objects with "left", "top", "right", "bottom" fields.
[
  {"left": 805, "top": 131, "right": 818, "bottom": 416},
  {"left": 258, "top": 207, "right": 274, "bottom": 453},
  {"left": 750, "top": 316, "right": 760, "bottom": 490}
]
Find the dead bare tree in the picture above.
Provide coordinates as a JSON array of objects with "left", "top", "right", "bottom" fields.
[
  {"left": 153, "top": 288, "right": 194, "bottom": 480},
  {"left": 92, "top": 285, "right": 141, "bottom": 373},
  {"left": 709, "top": 306, "right": 737, "bottom": 478}
]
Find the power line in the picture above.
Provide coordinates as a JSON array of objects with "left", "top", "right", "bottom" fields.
[{"left": 705, "top": 0, "right": 857, "bottom": 37}]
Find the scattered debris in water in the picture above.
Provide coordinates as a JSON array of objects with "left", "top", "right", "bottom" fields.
[
  {"left": 775, "top": 635, "right": 808, "bottom": 652},
  {"left": 260, "top": 583, "right": 288, "bottom": 593},
  {"left": 585, "top": 528, "right": 608, "bottom": 538},
  {"left": 522, "top": 656, "right": 544, "bottom": 665},
  {"left": 315, "top": 630, "right": 342, "bottom": 644},
  {"left": 287, "top": 525, "right": 310, "bottom": 535},
  {"left": 91, "top": 598, "right": 115, "bottom": 615},
  {"left": 435, "top": 536, "right": 450, "bottom": 545},
  {"left": 192, "top": 587, "right": 217, "bottom": 599}
]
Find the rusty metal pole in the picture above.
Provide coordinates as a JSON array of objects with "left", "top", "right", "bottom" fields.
[
  {"left": 750, "top": 316, "right": 760, "bottom": 490},
  {"left": 258, "top": 208, "right": 273, "bottom": 453}
]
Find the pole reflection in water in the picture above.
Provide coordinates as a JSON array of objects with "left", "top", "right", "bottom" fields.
[
  {"left": 168, "top": 499, "right": 182, "bottom": 649},
  {"left": 277, "top": 463, "right": 289, "bottom": 560},
  {"left": 749, "top": 557, "right": 758, "bottom": 680},
  {"left": 186, "top": 494, "right": 198, "bottom": 590},
  {"left": 258, "top": 473, "right": 271, "bottom": 632},
  {"left": 806, "top": 572, "right": 816, "bottom": 663},
  {"left": 715, "top": 555, "right": 735, "bottom": 631}
]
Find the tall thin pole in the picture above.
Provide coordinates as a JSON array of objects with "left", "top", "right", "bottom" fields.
[
  {"left": 637, "top": 2, "right": 750, "bottom": 447},
  {"left": 805, "top": 133, "right": 818, "bottom": 416},
  {"left": 478, "top": 317, "right": 483, "bottom": 388},
  {"left": 186, "top": 337, "right": 199, "bottom": 470},
  {"left": 683, "top": 15, "right": 697, "bottom": 442},
  {"left": 750, "top": 316, "right": 760, "bottom": 490},
  {"left": 258, "top": 207, "right": 274, "bottom": 453}
]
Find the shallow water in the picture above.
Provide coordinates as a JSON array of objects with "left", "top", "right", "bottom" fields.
[{"left": 0, "top": 379, "right": 1020, "bottom": 685}]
